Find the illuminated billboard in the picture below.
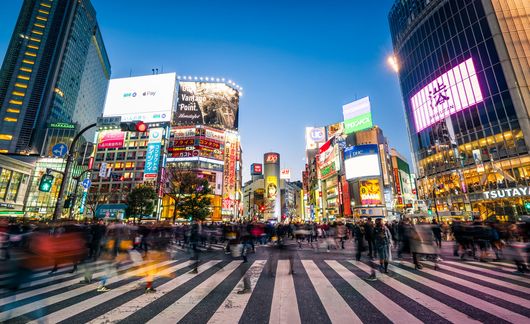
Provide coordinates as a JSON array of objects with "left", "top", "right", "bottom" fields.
[
  {"left": 174, "top": 82, "right": 240, "bottom": 130},
  {"left": 251, "top": 163, "right": 263, "bottom": 175},
  {"left": 359, "top": 179, "right": 382, "bottom": 205},
  {"left": 411, "top": 57, "right": 484, "bottom": 132},
  {"left": 305, "top": 127, "right": 326, "bottom": 150},
  {"left": 344, "top": 144, "right": 380, "bottom": 180},
  {"left": 103, "top": 73, "right": 176, "bottom": 123},
  {"left": 327, "top": 122, "right": 344, "bottom": 138},
  {"left": 97, "top": 131, "right": 125, "bottom": 149},
  {"left": 343, "top": 97, "right": 372, "bottom": 134},
  {"left": 280, "top": 169, "right": 291, "bottom": 180}
]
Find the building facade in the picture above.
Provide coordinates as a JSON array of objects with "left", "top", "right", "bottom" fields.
[
  {"left": 0, "top": 155, "right": 33, "bottom": 217},
  {"left": 0, "top": 0, "right": 110, "bottom": 154},
  {"left": 389, "top": 0, "right": 530, "bottom": 220}
]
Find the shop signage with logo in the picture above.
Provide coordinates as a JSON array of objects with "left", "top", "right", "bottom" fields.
[{"left": 483, "top": 187, "right": 530, "bottom": 199}]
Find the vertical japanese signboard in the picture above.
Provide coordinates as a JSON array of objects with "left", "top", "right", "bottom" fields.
[
  {"left": 144, "top": 128, "right": 163, "bottom": 180},
  {"left": 223, "top": 132, "right": 238, "bottom": 209}
]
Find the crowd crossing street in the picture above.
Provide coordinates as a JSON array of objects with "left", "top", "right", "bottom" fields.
[{"left": 1, "top": 240, "right": 529, "bottom": 324}]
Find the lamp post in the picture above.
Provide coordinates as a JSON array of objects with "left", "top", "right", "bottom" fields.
[{"left": 53, "top": 123, "right": 96, "bottom": 220}]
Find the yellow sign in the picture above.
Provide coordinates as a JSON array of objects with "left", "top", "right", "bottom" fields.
[
  {"left": 266, "top": 176, "right": 278, "bottom": 200},
  {"left": 359, "top": 179, "right": 382, "bottom": 205}
]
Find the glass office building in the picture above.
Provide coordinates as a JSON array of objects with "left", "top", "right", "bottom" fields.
[
  {"left": 389, "top": 0, "right": 530, "bottom": 220},
  {"left": 0, "top": 0, "right": 110, "bottom": 154}
]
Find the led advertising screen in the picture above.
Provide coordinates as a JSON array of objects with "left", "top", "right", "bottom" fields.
[
  {"left": 359, "top": 179, "right": 382, "bottom": 205},
  {"left": 97, "top": 131, "right": 125, "bottom": 149},
  {"left": 305, "top": 127, "right": 326, "bottom": 150},
  {"left": 103, "top": 73, "right": 176, "bottom": 123},
  {"left": 344, "top": 144, "right": 381, "bottom": 180},
  {"left": 411, "top": 57, "right": 484, "bottom": 132},
  {"left": 174, "top": 82, "right": 239, "bottom": 130},
  {"left": 342, "top": 97, "right": 373, "bottom": 134}
]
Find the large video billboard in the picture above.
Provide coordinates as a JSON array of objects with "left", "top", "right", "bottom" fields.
[
  {"left": 343, "top": 97, "right": 373, "bottom": 134},
  {"left": 174, "top": 82, "right": 239, "bottom": 130},
  {"left": 411, "top": 57, "right": 483, "bottom": 132},
  {"left": 359, "top": 179, "right": 382, "bottom": 205},
  {"left": 103, "top": 73, "right": 176, "bottom": 123},
  {"left": 344, "top": 144, "right": 380, "bottom": 180}
]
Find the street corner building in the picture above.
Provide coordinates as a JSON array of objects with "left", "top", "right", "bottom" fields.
[{"left": 389, "top": 0, "right": 530, "bottom": 221}]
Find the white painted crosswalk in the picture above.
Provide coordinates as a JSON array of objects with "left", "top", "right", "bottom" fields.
[{"left": 1, "top": 257, "right": 529, "bottom": 324}]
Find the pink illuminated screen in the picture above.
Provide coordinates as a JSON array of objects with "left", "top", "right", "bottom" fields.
[{"left": 411, "top": 58, "right": 483, "bottom": 132}]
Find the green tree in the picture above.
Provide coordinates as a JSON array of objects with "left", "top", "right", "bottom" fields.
[
  {"left": 126, "top": 185, "right": 157, "bottom": 222},
  {"left": 165, "top": 167, "right": 212, "bottom": 222}
]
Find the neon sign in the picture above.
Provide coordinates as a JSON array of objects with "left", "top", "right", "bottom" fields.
[{"left": 411, "top": 58, "right": 483, "bottom": 132}]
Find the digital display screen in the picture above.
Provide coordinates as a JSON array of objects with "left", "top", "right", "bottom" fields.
[{"left": 411, "top": 58, "right": 483, "bottom": 132}]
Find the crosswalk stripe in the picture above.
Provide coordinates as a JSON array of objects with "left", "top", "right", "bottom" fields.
[
  {"left": 388, "top": 263, "right": 530, "bottom": 323},
  {"left": 208, "top": 260, "right": 266, "bottom": 324},
  {"left": 146, "top": 261, "right": 242, "bottom": 323},
  {"left": 326, "top": 260, "right": 422, "bottom": 324},
  {"left": 493, "top": 261, "right": 518, "bottom": 269},
  {"left": 0, "top": 260, "right": 174, "bottom": 321},
  {"left": 444, "top": 260, "right": 530, "bottom": 285},
  {"left": 87, "top": 260, "right": 222, "bottom": 324},
  {"left": 269, "top": 260, "right": 301, "bottom": 324},
  {"left": 350, "top": 261, "right": 481, "bottom": 324},
  {"left": 404, "top": 261, "right": 530, "bottom": 306},
  {"left": 31, "top": 260, "right": 196, "bottom": 324},
  {"left": 0, "top": 260, "right": 146, "bottom": 306},
  {"left": 302, "top": 260, "right": 362, "bottom": 323}
]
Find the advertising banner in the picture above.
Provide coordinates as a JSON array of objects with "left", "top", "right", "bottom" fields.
[
  {"left": 327, "top": 122, "right": 344, "bottom": 139},
  {"left": 264, "top": 152, "right": 280, "bottom": 164},
  {"left": 103, "top": 73, "right": 176, "bottom": 123},
  {"left": 144, "top": 127, "right": 163, "bottom": 179},
  {"left": 223, "top": 133, "right": 238, "bottom": 200},
  {"left": 144, "top": 142, "right": 161, "bottom": 179},
  {"left": 359, "top": 179, "right": 382, "bottom": 205},
  {"left": 411, "top": 57, "right": 484, "bottom": 132},
  {"left": 344, "top": 144, "right": 380, "bottom": 180},
  {"left": 305, "top": 127, "right": 326, "bottom": 150},
  {"left": 174, "top": 82, "right": 239, "bottom": 130},
  {"left": 343, "top": 97, "right": 373, "bottom": 134},
  {"left": 280, "top": 169, "right": 291, "bottom": 180},
  {"left": 97, "top": 131, "right": 125, "bottom": 149},
  {"left": 266, "top": 176, "right": 279, "bottom": 201}
]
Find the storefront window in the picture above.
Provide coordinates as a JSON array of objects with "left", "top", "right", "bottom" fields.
[
  {"left": 0, "top": 168, "right": 13, "bottom": 200},
  {"left": 6, "top": 172, "right": 23, "bottom": 201}
]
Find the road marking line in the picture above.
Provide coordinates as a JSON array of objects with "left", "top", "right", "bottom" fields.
[
  {"left": 269, "top": 260, "right": 301, "bottom": 324},
  {"left": 208, "top": 260, "right": 266, "bottom": 324},
  {"left": 87, "top": 260, "right": 221, "bottom": 324},
  {"left": 302, "top": 260, "right": 361, "bottom": 323},
  {"left": 404, "top": 261, "right": 530, "bottom": 306},
  {"left": 0, "top": 260, "right": 148, "bottom": 306},
  {"left": 0, "top": 260, "right": 173, "bottom": 321},
  {"left": 444, "top": 260, "right": 530, "bottom": 285},
  {"left": 147, "top": 261, "right": 242, "bottom": 324},
  {"left": 32, "top": 260, "right": 196, "bottom": 324},
  {"left": 326, "top": 260, "right": 422, "bottom": 324},
  {"left": 389, "top": 263, "right": 530, "bottom": 323},
  {"left": 350, "top": 261, "right": 480, "bottom": 324}
]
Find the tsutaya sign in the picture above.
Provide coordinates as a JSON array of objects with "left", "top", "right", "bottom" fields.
[{"left": 483, "top": 187, "right": 530, "bottom": 199}]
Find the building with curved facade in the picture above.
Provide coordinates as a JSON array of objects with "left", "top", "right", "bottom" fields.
[{"left": 389, "top": 0, "right": 530, "bottom": 220}]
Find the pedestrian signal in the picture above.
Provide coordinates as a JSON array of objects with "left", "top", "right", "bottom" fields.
[{"left": 38, "top": 174, "right": 54, "bottom": 192}]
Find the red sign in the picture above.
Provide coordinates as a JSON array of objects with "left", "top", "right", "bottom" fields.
[
  {"left": 97, "top": 131, "right": 125, "bottom": 149},
  {"left": 199, "top": 138, "right": 221, "bottom": 150},
  {"left": 173, "top": 138, "right": 195, "bottom": 147},
  {"left": 264, "top": 153, "right": 279, "bottom": 164},
  {"left": 251, "top": 163, "right": 263, "bottom": 175}
]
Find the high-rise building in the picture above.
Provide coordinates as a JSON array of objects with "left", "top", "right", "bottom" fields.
[
  {"left": 389, "top": 0, "right": 530, "bottom": 220},
  {"left": 0, "top": 0, "right": 111, "bottom": 155}
]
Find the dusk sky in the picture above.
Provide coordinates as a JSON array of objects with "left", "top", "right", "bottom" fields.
[{"left": 0, "top": 0, "right": 408, "bottom": 182}]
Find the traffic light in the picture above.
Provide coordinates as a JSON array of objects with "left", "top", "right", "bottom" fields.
[
  {"left": 259, "top": 205, "right": 265, "bottom": 213},
  {"left": 428, "top": 209, "right": 433, "bottom": 216},
  {"left": 120, "top": 121, "right": 148, "bottom": 132},
  {"left": 524, "top": 201, "right": 530, "bottom": 212},
  {"left": 38, "top": 174, "right": 54, "bottom": 192}
]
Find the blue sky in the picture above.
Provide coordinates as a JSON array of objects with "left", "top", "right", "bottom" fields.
[{"left": 0, "top": 0, "right": 409, "bottom": 182}]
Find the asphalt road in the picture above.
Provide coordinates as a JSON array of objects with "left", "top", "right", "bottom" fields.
[{"left": 1, "top": 239, "right": 529, "bottom": 324}]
